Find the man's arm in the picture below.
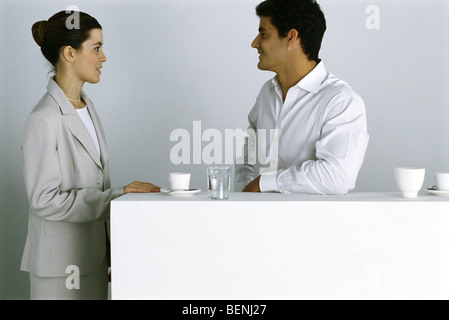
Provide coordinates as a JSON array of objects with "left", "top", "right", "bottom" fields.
[
  {"left": 234, "top": 119, "right": 258, "bottom": 192},
  {"left": 259, "top": 94, "right": 369, "bottom": 194}
]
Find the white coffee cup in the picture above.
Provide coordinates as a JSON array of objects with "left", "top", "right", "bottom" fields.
[
  {"left": 169, "top": 173, "right": 191, "bottom": 191},
  {"left": 394, "top": 167, "right": 425, "bottom": 198},
  {"left": 435, "top": 172, "right": 449, "bottom": 191}
]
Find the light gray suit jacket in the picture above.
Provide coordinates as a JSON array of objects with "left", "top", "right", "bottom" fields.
[{"left": 21, "top": 78, "right": 124, "bottom": 277}]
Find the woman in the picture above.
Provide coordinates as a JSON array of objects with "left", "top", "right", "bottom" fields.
[{"left": 21, "top": 11, "right": 159, "bottom": 299}]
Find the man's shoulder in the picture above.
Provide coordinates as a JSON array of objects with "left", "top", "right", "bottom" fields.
[
  {"left": 320, "top": 72, "right": 363, "bottom": 103},
  {"left": 258, "top": 77, "right": 277, "bottom": 93}
]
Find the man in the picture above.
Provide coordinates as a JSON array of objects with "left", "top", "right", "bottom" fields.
[{"left": 235, "top": 0, "right": 369, "bottom": 194}]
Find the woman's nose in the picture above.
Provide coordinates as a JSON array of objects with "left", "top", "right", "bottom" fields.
[{"left": 100, "top": 49, "right": 107, "bottom": 62}]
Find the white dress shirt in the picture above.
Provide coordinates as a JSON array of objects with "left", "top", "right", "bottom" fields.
[
  {"left": 76, "top": 106, "right": 101, "bottom": 157},
  {"left": 235, "top": 61, "right": 369, "bottom": 194}
]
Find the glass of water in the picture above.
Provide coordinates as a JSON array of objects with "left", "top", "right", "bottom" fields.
[{"left": 207, "top": 166, "right": 231, "bottom": 200}]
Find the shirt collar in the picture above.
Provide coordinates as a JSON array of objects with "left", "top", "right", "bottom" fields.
[
  {"left": 46, "top": 77, "right": 90, "bottom": 115},
  {"left": 271, "top": 61, "right": 327, "bottom": 94}
]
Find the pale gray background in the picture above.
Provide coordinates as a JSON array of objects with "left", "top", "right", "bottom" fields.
[{"left": 1, "top": 0, "right": 448, "bottom": 299}]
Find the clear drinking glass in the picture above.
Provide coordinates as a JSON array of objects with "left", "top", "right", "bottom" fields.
[{"left": 207, "top": 166, "right": 231, "bottom": 200}]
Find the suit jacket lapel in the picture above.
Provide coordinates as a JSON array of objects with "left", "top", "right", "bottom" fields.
[
  {"left": 83, "top": 93, "right": 109, "bottom": 168},
  {"left": 46, "top": 78, "right": 103, "bottom": 169},
  {"left": 64, "top": 114, "right": 103, "bottom": 169}
]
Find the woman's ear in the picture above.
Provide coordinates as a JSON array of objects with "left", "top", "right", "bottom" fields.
[{"left": 60, "top": 45, "right": 76, "bottom": 63}]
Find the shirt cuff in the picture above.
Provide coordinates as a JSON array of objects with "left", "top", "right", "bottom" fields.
[{"left": 259, "top": 172, "right": 279, "bottom": 193}]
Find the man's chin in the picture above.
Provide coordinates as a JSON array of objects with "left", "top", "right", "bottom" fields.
[
  {"left": 257, "top": 64, "right": 273, "bottom": 72},
  {"left": 257, "top": 62, "right": 267, "bottom": 70}
]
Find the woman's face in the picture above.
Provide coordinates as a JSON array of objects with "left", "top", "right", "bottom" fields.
[{"left": 73, "top": 28, "right": 106, "bottom": 84}]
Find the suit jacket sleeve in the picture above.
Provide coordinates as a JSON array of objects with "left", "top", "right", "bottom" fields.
[{"left": 22, "top": 112, "right": 124, "bottom": 223}]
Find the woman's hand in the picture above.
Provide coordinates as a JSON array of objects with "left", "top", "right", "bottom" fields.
[{"left": 124, "top": 181, "right": 160, "bottom": 194}]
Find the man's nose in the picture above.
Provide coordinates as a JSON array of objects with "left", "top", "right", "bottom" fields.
[{"left": 251, "top": 35, "right": 260, "bottom": 49}]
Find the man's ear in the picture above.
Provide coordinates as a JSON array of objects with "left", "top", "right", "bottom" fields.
[
  {"left": 60, "top": 46, "right": 76, "bottom": 63},
  {"left": 286, "top": 29, "right": 301, "bottom": 48}
]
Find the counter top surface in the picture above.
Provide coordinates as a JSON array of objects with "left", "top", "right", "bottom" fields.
[
  {"left": 111, "top": 190, "right": 449, "bottom": 300},
  {"left": 113, "top": 191, "right": 449, "bottom": 202}
]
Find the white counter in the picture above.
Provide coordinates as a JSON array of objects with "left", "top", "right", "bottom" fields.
[{"left": 110, "top": 192, "right": 449, "bottom": 300}]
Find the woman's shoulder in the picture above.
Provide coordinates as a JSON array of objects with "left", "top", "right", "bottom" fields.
[
  {"left": 29, "top": 92, "right": 62, "bottom": 118},
  {"left": 23, "top": 94, "right": 65, "bottom": 134}
]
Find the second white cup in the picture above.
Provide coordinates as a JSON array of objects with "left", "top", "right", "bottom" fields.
[
  {"left": 435, "top": 172, "right": 449, "bottom": 191},
  {"left": 394, "top": 167, "right": 425, "bottom": 198},
  {"left": 169, "top": 173, "right": 191, "bottom": 191}
]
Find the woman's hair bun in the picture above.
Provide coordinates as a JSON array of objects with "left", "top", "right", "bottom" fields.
[{"left": 31, "top": 20, "right": 47, "bottom": 47}]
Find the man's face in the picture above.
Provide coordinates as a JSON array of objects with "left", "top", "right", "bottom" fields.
[{"left": 251, "top": 16, "right": 288, "bottom": 72}]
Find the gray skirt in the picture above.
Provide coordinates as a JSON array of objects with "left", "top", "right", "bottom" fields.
[{"left": 29, "top": 256, "right": 108, "bottom": 300}]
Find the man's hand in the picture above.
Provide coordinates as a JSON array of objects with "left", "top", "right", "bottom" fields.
[{"left": 242, "top": 176, "right": 261, "bottom": 192}]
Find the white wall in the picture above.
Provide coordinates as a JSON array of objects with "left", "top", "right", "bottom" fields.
[{"left": 1, "top": 0, "right": 448, "bottom": 299}]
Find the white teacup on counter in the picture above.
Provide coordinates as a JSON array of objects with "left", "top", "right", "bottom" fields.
[
  {"left": 394, "top": 167, "right": 425, "bottom": 198},
  {"left": 161, "top": 172, "right": 201, "bottom": 197},
  {"left": 435, "top": 172, "right": 449, "bottom": 191},
  {"left": 168, "top": 172, "right": 191, "bottom": 191}
]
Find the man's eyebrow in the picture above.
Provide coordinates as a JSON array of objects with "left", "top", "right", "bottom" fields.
[
  {"left": 91, "top": 41, "right": 103, "bottom": 46},
  {"left": 258, "top": 27, "right": 267, "bottom": 33}
]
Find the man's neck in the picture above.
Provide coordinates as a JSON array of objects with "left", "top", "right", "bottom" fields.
[{"left": 277, "top": 59, "right": 318, "bottom": 101}]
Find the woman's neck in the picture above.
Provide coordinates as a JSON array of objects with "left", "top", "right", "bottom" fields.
[{"left": 54, "top": 72, "right": 85, "bottom": 109}]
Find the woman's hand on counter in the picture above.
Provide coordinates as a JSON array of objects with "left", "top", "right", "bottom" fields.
[{"left": 124, "top": 181, "right": 160, "bottom": 194}]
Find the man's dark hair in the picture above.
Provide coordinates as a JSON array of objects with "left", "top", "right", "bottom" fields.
[{"left": 256, "top": 0, "right": 326, "bottom": 62}]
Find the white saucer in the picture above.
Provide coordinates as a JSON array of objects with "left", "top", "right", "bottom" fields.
[
  {"left": 160, "top": 188, "right": 201, "bottom": 197},
  {"left": 427, "top": 188, "right": 449, "bottom": 197}
]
